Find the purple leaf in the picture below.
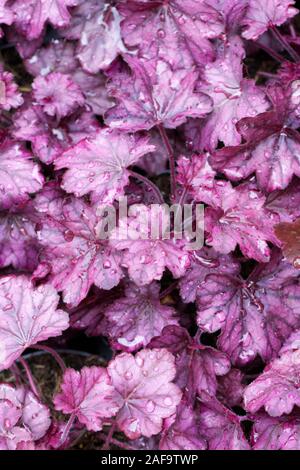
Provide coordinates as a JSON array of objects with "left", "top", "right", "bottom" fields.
[
  {"left": 105, "top": 56, "right": 213, "bottom": 131},
  {"left": 35, "top": 191, "right": 123, "bottom": 307},
  {"left": 13, "top": 104, "right": 99, "bottom": 164},
  {"left": 109, "top": 204, "right": 190, "bottom": 285},
  {"left": 197, "top": 249, "right": 300, "bottom": 365},
  {"left": 251, "top": 413, "right": 300, "bottom": 450},
  {"left": 212, "top": 83, "right": 300, "bottom": 192},
  {"left": 54, "top": 366, "right": 120, "bottom": 431},
  {"left": 217, "top": 368, "right": 245, "bottom": 408},
  {"left": 0, "top": 201, "right": 40, "bottom": 272},
  {"left": 0, "top": 141, "right": 44, "bottom": 209},
  {"left": 149, "top": 325, "right": 231, "bottom": 399},
  {"left": 244, "top": 330, "right": 300, "bottom": 416},
  {"left": 107, "top": 348, "right": 182, "bottom": 439},
  {"left": 159, "top": 402, "right": 206, "bottom": 450},
  {"left": 0, "top": 385, "right": 51, "bottom": 441},
  {"left": 0, "top": 69, "right": 23, "bottom": 110},
  {"left": 32, "top": 72, "right": 84, "bottom": 119},
  {"left": 199, "top": 37, "right": 268, "bottom": 150},
  {"left": 0, "top": 275, "right": 69, "bottom": 370},
  {"left": 55, "top": 128, "right": 155, "bottom": 203},
  {"left": 242, "top": 0, "right": 298, "bottom": 40},
  {"left": 198, "top": 395, "right": 250, "bottom": 450},
  {"left": 204, "top": 182, "right": 279, "bottom": 262},
  {"left": 12, "top": 0, "right": 79, "bottom": 39},
  {"left": 105, "top": 282, "right": 179, "bottom": 352},
  {"left": 77, "top": 5, "right": 128, "bottom": 73},
  {"left": 179, "top": 247, "right": 239, "bottom": 303},
  {"left": 118, "top": 0, "right": 222, "bottom": 67}
]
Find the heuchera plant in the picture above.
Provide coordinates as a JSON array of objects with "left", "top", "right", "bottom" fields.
[{"left": 2, "top": 0, "right": 300, "bottom": 451}]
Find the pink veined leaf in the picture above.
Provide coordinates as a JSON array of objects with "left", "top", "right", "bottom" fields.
[
  {"left": 198, "top": 37, "right": 269, "bottom": 151},
  {"left": 6, "top": 25, "right": 44, "bottom": 59},
  {"left": 159, "top": 402, "right": 207, "bottom": 450},
  {"left": 136, "top": 130, "right": 168, "bottom": 176},
  {"left": 149, "top": 325, "right": 231, "bottom": 399},
  {"left": 217, "top": 368, "right": 245, "bottom": 408},
  {"left": 0, "top": 399, "right": 34, "bottom": 450},
  {"left": 69, "top": 287, "right": 122, "bottom": 337},
  {"left": 36, "top": 421, "right": 67, "bottom": 450},
  {"left": 198, "top": 395, "right": 250, "bottom": 450},
  {"left": 54, "top": 366, "right": 120, "bottom": 431},
  {"left": 212, "top": 82, "right": 300, "bottom": 192},
  {"left": 34, "top": 191, "right": 123, "bottom": 307},
  {"left": 109, "top": 204, "right": 190, "bottom": 286},
  {"left": 243, "top": 330, "right": 300, "bottom": 417},
  {"left": 13, "top": 104, "right": 66, "bottom": 165},
  {"left": 55, "top": 128, "right": 155, "bottom": 203},
  {"left": 204, "top": 181, "right": 279, "bottom": 262},
  {"left": 107, "top": 348, "right": 182, "bottom": 439},
  {"left": 77, "top": 5, "right": 129, "bottom": 73},
  {"left": 71, "top": 68, "right": 114, "bottom": 116},
  {"left": 179, "top": 247, "right": 239, "bottom": 303},
  {"left": 60, "top": 0, "right": 104, "bottom": 39},
  {"left": 25, "top": 40, "right": 113, "bottom": 115},
  {"left": 0, "top": 141, "right": 44, "bottom": 209},
  {"left": 104, "top": 282, "right": 179, "bottom": 352},
  {"left": 13, "top": 104, "right": 99, "bottom": 165},
  {"left": 197, "top": 248, "right": 300, "bottom": 366},
  {"left": 251, "top": 412, "right": 300, "bottom": 450},
  {"left": 210, "top": 0, "right": 249, "bottom": 35},
  {"left": 117, "top": 0, "right": 222, "bottom": 68},
  {"left": 265, "top": 179, "right": 300, "bottom": 223},
  {"left": 32, "top": 72, "right": 85, "bottom": 119},
  {"left": 0, "top": 69, "right": 23, "bottom": 111},
  {"left": 11, "top": 0, "right": 79, "bottom": 39},
  {"left": 0, "top": 201, "right": 40, "bottom": 272},
  {"left": 25, "top": 39, "right": 77, "bottom": 76},
  {"left": 176, "top": 154, "right": 217, "bottom": 206},
  {"left": 242, "top": 0, "right": 298, "bottom": 40},
  {"left": 18, "top": 390, "right": 51, "bottom": 440},
  {"left": 0, "top": 275, "right": 69, "bottom": 370},
  {"left": 105, "top": 56, "right": 213, "bottom": 132},
  {"left": 0, "top": 385, "right": 51, "bottom": 441}
]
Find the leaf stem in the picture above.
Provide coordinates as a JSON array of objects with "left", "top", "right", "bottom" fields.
[
  {"left": 59, "top": 413, "right": 76, "bottom": 448},
  {"left": 158, "top": 124, "right": 177, "bottom": 202},
  {"left": 255, "top": 40, "right": 287, "bottom": 62},
  {"left": 257, "top": 71, "right": 278, "bottom": 80},
  {"left": 10, "top": 363, "right": 22, "bottom": 386},
  {"left": 159, "top": 280, "right": 178, "bottom": 300},
  {"left": 18, "top": 357, "right": 40, "bottom": 398},
  {"left": 129, "top": 170, "right": 164, "bottom": 204},
  {"left": 102, "top": 421, "right": 116, "bottom": 450},
  {"left": 31, "top": 345, "right": 66, "bottom": 372},
  {"left": 271, "top": 25, "right": 300, "bottom": 62},
  {"left": 98, "top": 433, "right": 135, "bottom": 450}
]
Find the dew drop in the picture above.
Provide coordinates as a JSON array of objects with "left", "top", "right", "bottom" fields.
[
  {"left": 157, "top": 29, "right": 166, "bottom": 38},
  {"left": 63, "top": 229, "right": 74, "bottom": 242},
  {"left": 146, "top": 400, "right": 155, "bottom": 413},
  {"left": 4, "top": 419, "right": 10, "bottom": 429},
  {"left": 103, "top": 260, "right": 111, "bottom": 269},
  {"left": 164, "top": 396, "right": 173, "bottom": 406},
  {"left": 293, "top": 257, "right": 300, "bottom": 269},
  {"left": 136, "top": 356, "right": 144, "bottom": 367}
]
